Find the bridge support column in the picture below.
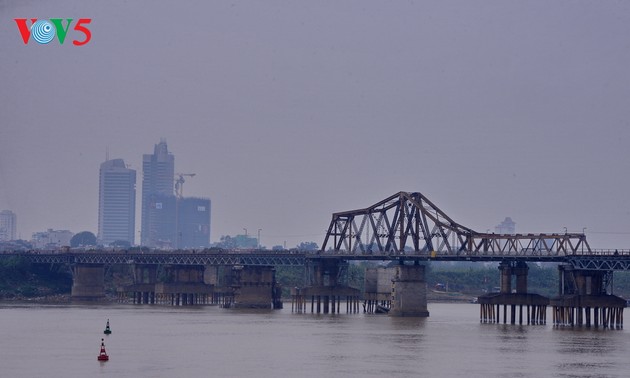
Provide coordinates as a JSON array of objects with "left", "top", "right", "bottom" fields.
[
  {"left": 389, "top": 263, "right": 429, "bottom": 317},
  {"left": 295, "top": 259, "right": 361, "bottom": 314},
  {"left": 363, "top": 267, "right": 395, "bottom": 313},
  {"left": 204, "top": 265, "right": 234, "bottom": 306},
  {"left": 499, "top": 262, "right": 512, "bottom": 294},
  {"left": 71, "top": 264, "right": 105, "bottom": 301},
  {"left": 118, "top": 264, "right": 159, "bottom": 304},
  {"left": 231, "top": 266, "right": 280, "bottom": 309},
  {"left": 154, "top": 265, "right": 213, "bottom": 306},
  {"left": 479, "top": 261, "right": 548, "bottom": 324},
  {"left": 551, "top": 265, "right": 626, "bottom": 328}
]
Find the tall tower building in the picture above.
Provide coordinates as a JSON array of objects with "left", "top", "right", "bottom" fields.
[
  {"left": 0, "top": 210, "right": 17, "bottom": 241},
  {"left": 98, "top": 159, "right": 136, "bottom": 245},
  {"left": 141, "top": 139, "right": 175, "bottom": 247},
  {"left": 495, "top": 217, "right": 516, "bottom": 234}
]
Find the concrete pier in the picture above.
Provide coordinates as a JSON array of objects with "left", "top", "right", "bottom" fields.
[
  {"left": 154, "top": 265, "right": 213, "bottom": 305},
  {"left": 478, "top": 293, "right": 548, "bottom": 324},
  {"left": 363, "top": 267, "right": 395, "bottom": 313},
  {"left": 478, "top": 261, "right": 548, "bottom": 324},
  {"left": 389, "top": 263, "right": 429, "bottom": 317},
  {"left": 551, "top": 265, "right": 626, "bottom": 328},
  {"left": 230, "top": 265, "right": 281, "bottom": 309},
  {"left": 127, "top": 264, "right": 159, "bottom": 304},
  {"left": 291, "top": 285, "right": 361, "bottom": 314},
  {"left": 203, "top": 265, "right": 235, "bottom": 306},
  {"left": 118, "top": 264, "right": 214, "bottom": 305},
  {"left": 154, "top": 282, "right": 213, "bottom": 305},
  {"left": 71, "top": 264, "right": 105, "bottom": 301},
  {"left": 292, "top": 259, "right": 361, "bottom": 314}
]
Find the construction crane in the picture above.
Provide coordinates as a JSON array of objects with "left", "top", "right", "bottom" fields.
[{"left": 174, "top": 173, "right": 196, "bottom": 199}]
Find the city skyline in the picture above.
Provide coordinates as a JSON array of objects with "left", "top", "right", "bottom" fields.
[{"left": 1, "top": 1, "right": 629, "bottom": 249}]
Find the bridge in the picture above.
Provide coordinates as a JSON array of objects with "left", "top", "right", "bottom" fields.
[{"left": 3, "top": 191, "right": 628, "bottom": 327}]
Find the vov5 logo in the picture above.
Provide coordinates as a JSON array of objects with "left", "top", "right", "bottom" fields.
[{"left": 14, "top": 18, "right": 92, "bottom": 46}]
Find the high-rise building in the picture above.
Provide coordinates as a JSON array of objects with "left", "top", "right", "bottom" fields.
[
  {"left": 0, "top": 210, "right": 17, "bottom": 241},
  {"left": 177, "top": 197, "right": 211, "bottom": 249},
  {"left": 98, "top": 159, "right": 136, "bottom": 245},
  {"left": 141, "top": 139, "right": 175, "bottom": 246},
  {"left": 147, "top": 193, "right": 177, "bottom": 248}
]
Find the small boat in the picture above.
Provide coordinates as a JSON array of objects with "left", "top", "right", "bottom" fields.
[
  {"left": 104, "top": 319, "right": 111, "bottom": 335},
  {"left": 97, "top": 339, "right": 109, "bottom": 361},
  {"left": 375, "top": 305, "right": 390, "bottom": 314}
]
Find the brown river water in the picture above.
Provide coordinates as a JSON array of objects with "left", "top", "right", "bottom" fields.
[{"left": 1, "top": 302, "right": 628, "bottom": 377}]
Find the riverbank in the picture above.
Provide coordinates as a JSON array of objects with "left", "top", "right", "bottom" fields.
[
  {"left": 427, "top": 290, "right": 477, "bottom": 303},
  {"left": 0, "top": 292, "right": 74, "bottom": 303}
]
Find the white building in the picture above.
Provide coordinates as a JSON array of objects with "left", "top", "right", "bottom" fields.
[
  {"left": 31, "top": 229, "right": 74, "bottom": 249},
  {"left": 0, "top": 210, "right": 17, "bottom": 241},
  {"left": 98, "top": 158, "right": 136, "bottom": 245}
]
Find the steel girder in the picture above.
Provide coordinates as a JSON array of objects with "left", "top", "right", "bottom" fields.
[
  {"left": 11, "top": 252, "right": 306, "bottom": 266},
  {"left": 567, "top": 257, "right": 630, "bottom": 271},
  {"left": 4, "top": 250, "right": 630, "bottom": 271},
  {"left": 320, "top": 191, "right": 591, "bottom": 257}
]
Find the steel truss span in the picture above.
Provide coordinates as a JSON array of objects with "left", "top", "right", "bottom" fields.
[
  {"left": 321, "top": 191, "right": 593, "bottom": 257},
  {"left": 15, "top": 252, "right": 306, "bottom": 267},
  {"left": 4, "top": 191, "right": 630, "bottom": 271}
]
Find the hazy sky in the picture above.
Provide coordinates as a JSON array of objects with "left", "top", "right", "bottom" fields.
[{"left": 1, "top": 1, "right": 629, "bottom": 249}]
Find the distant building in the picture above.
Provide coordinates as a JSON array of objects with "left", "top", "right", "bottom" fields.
[
  {"left": 495, "top": 217, "right": 516, "bottom": 234},
  {"left": 140, "top": 140, "right": 212, "bottom": 248},
  {"left": 141, "top": 139, "right": 175, "bottom": 247},
  {"left": 146, "top": 193, "right": 177, "bottom": 249},
  {"left": 141, "top": 195, "right": 211, "bottom": 249},
  {"left": 31, "top": 229, "right": 74, "bottom": 249},
  {"left": 177, "top": 197, "right": 211, "bottom": 249},
  {"left": 98, "top": 159, "right": 136, "bottom": 245},
  {"left": 0, "top": 210, "right": 17, "bottom": 241}
]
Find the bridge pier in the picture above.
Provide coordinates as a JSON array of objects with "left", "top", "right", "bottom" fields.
[
  {"left": 478, "top": 261, "right": 548, "bottom": 324},
  {"left": 292, "top": 286, "right": 361, "bottom": 314},
  {"left": 389, "top": 263, "right": 429, "bottom": 317},
  {"left": 203, "top": 265, "right": 235, "bottom": 306},
  {"left": 363, "top": 267, "right": 395, "bottom": 313},
  {"left": 118, "top": 264, "right": 214, "bottom": 305},
  {"left": 292, "top": 259, "right": 361, "bottom": 314},
  {"left": 134, "top": 264, "right": 158, "bottom": 304},
  {"left": 229, "top": 265, "right": 282, "bottom": 309},
  {"left": 71, "top": 264, "right": 105, "bottom": 301},
  {"left": 155, "top": 265, "right": 213, "bottom": 306},
  {"left": 551, "top": 265, "right": 626, "bottom": 328}
]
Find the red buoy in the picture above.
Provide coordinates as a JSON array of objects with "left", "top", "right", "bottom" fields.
[{"left": 97, "top": 338, "right": 109, "bottom": 361}]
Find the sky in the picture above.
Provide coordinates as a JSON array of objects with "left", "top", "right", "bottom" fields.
[{"left": 1, "top": 0, "right": 629, "bottom": 249}]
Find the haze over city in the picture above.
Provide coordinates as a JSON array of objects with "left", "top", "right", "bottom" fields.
[{"left": 1, "top": 1, "right": 629, "bottom": 249}]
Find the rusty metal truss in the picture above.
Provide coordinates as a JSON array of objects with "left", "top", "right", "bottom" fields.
[{"left": 321, "top": 191, "right": 592, "bottom": 257}]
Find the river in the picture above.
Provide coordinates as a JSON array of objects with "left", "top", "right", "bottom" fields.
[{"left": 0, "top": 302, "right": 628, "bottom": 377}]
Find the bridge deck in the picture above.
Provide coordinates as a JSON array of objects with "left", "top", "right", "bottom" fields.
[{"left": 2, "top": 249, "right": 630, "bottom": 270}]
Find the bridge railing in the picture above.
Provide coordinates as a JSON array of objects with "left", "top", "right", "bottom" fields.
[{"left": 574, "top": 249, "right": 630, "bottom": 256}]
